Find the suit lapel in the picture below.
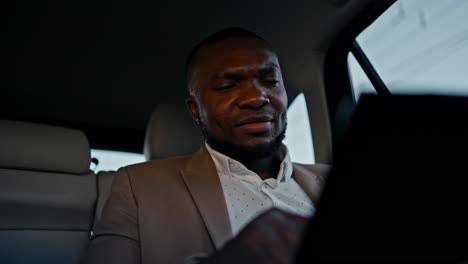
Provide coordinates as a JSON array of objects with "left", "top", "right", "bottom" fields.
[
  {"left": 180, "top": 146, "right": 232, "bottom": 249},
  {"left": 292, "top": 163, "right": 327, "bottom": 205}
]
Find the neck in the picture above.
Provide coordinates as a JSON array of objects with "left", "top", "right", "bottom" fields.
[
  {"left": 205, "top": 135, "right": 287, "bottom": 180},
  {"left": 238, "top": 154, "right": 281, "bottom": 180}
]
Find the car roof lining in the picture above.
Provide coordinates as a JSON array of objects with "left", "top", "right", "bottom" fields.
[{"left": 2, "top": 0, "right": 375, "bottom": 154}]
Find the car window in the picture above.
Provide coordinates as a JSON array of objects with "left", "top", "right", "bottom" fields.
[
  {"left": 349, "top": 0, "right": 468, "bottom": 98},
  {"left": 284, "top": 93, "right": 315, "bottom": 164},
  {"left": 348, "top": 53, "right": 377, "bottom": 101},
  {"left": 90, "top": 149, "right": 145, "bottom": 172}
]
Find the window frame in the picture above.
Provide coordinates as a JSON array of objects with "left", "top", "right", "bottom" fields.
[
  {"left": 350, "top": 41, "right": 391, "bottom": 97},
  {"left": 323, "top": 0, "right": 396, "bottom": 151}
]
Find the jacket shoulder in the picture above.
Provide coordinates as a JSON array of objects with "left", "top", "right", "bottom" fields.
[
  {"left": 123, "top": 155, "right": 191, "bottom": 176},
  {"left": 114, "top": 156, "right": 193, "bottom": 193},
  {"left": 293, "top": 162, "right": 331, "bottom": 181}
]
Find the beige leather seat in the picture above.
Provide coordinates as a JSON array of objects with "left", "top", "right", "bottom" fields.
[
  {"left": 143, "top": 103, "right": 203, "bottom": 161},
  {"left": 93, "top": 104, "right": 203, "bottom": 226},
  {"left": 0, "top": 119, "right": 96, "bottom": 264},
  {"left": 93, "top": 171, "right": 115, "bottom": 227}
]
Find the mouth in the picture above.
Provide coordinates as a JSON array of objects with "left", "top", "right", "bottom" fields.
[{"left": 236, "top": 115, "right": 274, "bottom": 134}]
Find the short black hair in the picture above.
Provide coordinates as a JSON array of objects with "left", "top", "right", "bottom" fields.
[{"left": 185, "top": 27, "right": 274, "bottom": 97}]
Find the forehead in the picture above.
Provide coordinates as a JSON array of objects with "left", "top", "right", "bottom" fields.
[{"left": 193, "top": 37, "right": 280, "bottom": 76}]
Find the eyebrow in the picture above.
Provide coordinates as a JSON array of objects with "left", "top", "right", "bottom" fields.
[
  {"left": 212, "top": 64, "right": 280, "bottom": 81},
  {"left": 258, "top": 66, "right": 280, "bottom": 77}
]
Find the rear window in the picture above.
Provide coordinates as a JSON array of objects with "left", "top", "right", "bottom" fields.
[
  {"left": 90, "top": 149, "right": 144, "bottom": 172},
  {"left": 349, "top": 0, "right": 468, "bottom": 99},
  {"left": 284, "top": 93, "right": 315, "bottom": 164}
]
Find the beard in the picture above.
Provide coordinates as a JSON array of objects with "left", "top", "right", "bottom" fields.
[{"left": 199, "top": 119, "right": 287, "bottom": 162}]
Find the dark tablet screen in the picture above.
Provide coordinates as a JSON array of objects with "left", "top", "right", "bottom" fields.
[{"left": 297, "top": 94, "right": 468, "bottom": 262}]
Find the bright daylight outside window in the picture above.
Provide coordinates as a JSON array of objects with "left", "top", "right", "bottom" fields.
[
  {"left": 284, "top": 93, "right": 315, "bottom": 164},
  {"left": 90, "top": 149, "right": 145, "bottom": 172},
  {"left": 349, "top": 0, "right": 468, "bottom": 98},
  {"left": 90, "top": 93, "right": 315, "bottom": 172},
  {"left": 348, "top": 53, "right": 376, "bottom": 101}
]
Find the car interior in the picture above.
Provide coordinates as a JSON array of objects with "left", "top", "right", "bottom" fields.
[{"left": 2, "top": 0, "right": 467, "bottom": 262}]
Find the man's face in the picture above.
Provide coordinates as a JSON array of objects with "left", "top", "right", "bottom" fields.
[{"left": 187, "top": 37, "right": 288, "bottom": 154}]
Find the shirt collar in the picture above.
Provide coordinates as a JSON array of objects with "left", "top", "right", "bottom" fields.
[{"left": 205, "top": 142, "right": 293, "bottom": 184}]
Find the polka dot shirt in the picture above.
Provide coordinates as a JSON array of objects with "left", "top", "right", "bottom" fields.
[{"left": 205, "top": 143, "right": 315, "bottom": 236}]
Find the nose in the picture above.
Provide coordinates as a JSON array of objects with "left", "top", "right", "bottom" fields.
[{"left": 237, "top": 80, "right": 270, "bottom": 109}]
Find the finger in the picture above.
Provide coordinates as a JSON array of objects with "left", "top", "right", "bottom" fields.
[
  {"left": 266, "top": 208, "right": 308, "bottom": 229},
  {"left": 267, "top": 210, "right": 309, "bottom": 246}
]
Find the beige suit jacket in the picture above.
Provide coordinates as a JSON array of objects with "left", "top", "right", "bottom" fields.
[{"left": 82, "top": 146, "right": 329, "bottom": 264}]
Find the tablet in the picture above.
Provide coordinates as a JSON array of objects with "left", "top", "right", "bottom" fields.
[{"left": 297, "top": 94, "right": 468, "bottom": 262}]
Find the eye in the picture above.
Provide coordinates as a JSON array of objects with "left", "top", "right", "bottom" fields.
[
  {"left": 264, "top": 79, "right": 280, "bottom": 87},
  {"left": 214, "top": 82, "right": 237, "bottom": 91}
]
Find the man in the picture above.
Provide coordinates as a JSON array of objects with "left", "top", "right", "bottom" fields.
[{"left": 83, "top": 28, "right": 329, "bottom": 264}]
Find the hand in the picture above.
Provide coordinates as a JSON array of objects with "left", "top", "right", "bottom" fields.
[{"left": 206, "top": 208, "right": 308, "bottom": 264}]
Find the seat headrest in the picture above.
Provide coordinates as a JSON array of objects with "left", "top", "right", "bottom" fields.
[
  {"left": 144, "top": 104, "right": 204, "bottom": 160},
  {"left": 0, "top": 119, "right": 91, "bottom": 174}
]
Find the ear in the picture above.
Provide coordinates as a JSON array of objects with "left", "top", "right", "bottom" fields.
[{"left": 186, "top": 96, "right": 200, "bottom": 125}]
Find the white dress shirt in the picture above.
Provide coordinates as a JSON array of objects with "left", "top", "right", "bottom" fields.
[{"left": 205, "top": 143, "right": 315, "bottom": 236}]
